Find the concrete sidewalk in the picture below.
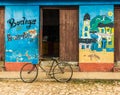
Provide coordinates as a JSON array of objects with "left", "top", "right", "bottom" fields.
[{"left": 0, "top": 71, "right": 120, "bottom": 80}]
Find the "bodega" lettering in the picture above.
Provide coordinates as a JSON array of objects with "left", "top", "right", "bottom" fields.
[{"left": 7, "top": 17, "right": 36, "bottom": 29}]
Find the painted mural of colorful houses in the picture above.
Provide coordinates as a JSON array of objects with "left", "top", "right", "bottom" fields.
[
  {"left": 97, "top": 22, "right": 114, "bottom": 51},
  {"left": 80, "top": 12, "right": 114, "bottom": 52}
]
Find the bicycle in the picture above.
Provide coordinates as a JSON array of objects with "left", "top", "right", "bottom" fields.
[{"left": 20, "top": 57, "right": 73, "bottom": 83}]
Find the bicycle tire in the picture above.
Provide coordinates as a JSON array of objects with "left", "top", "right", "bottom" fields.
[
  {"left": 53, "top": 62, "right": 73, "bottom": 82},
  {"left": 20, "top": 63, "right": 38, "bottom": 83}
]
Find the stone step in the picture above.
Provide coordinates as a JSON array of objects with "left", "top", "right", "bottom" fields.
[{"left": 113, "top": 66, "right": 120, "bottom": 72}]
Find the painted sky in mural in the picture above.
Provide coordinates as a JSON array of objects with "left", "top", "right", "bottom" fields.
[
  {"left": 79, "top": 5, "right": 114, "bottom": 63},
  {"left": 5, "top": 6, "right": 39, "bottom": 64}
]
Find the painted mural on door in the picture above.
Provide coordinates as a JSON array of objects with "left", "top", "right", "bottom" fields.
[
  {"left": 79, "top": 5, "right": 114, "bottom": 63},
  {"left": 5, "top": 6, "right": 39, "bottom": 64}
]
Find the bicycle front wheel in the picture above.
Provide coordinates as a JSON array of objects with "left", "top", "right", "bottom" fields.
[
  {"left": 53, "top": 62, "right": 73, "bottom": 82},
  {"left": 20, "top": 63, "right": 38, "bottom": 83}
]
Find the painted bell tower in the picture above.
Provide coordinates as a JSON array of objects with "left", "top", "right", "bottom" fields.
[{"left": 82, "top": 13, "right": 90, "bottom": 38}]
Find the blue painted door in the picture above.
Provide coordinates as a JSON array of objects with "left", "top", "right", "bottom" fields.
[{"left": 5, "top": 6, "right": 40, "bottom": 64}]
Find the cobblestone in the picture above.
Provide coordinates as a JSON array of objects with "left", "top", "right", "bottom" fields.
[{"left": 0, "top": 79, "right": 120, "bottom": 95}]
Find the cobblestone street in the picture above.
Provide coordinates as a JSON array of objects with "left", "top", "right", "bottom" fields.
[{"left": 0, "top": 79, "right": 120, "bottom": 95}]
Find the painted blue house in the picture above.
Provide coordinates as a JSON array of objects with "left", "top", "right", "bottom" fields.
[{"left": 0, "top": 0, "right": 120, "bottom": 71}]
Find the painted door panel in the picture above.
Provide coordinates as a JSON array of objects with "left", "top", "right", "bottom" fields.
[
  {"left": 79, "top": 5, "right": 114, "bottom": 63},
  {"left": 5, "top": 6, "right": 39, "bottom": 64}
]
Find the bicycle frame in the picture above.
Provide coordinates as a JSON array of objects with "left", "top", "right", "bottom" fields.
[{"left": 37, "top": 58, "right": 59, "bottom": 75}]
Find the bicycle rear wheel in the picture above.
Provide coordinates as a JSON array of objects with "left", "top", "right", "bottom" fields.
[
  {"left": 53, "top": 62, "right": 73, "bottom": 82},
  {"left": 20, "top": 63, "right": 38, "bottom": 83}
]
